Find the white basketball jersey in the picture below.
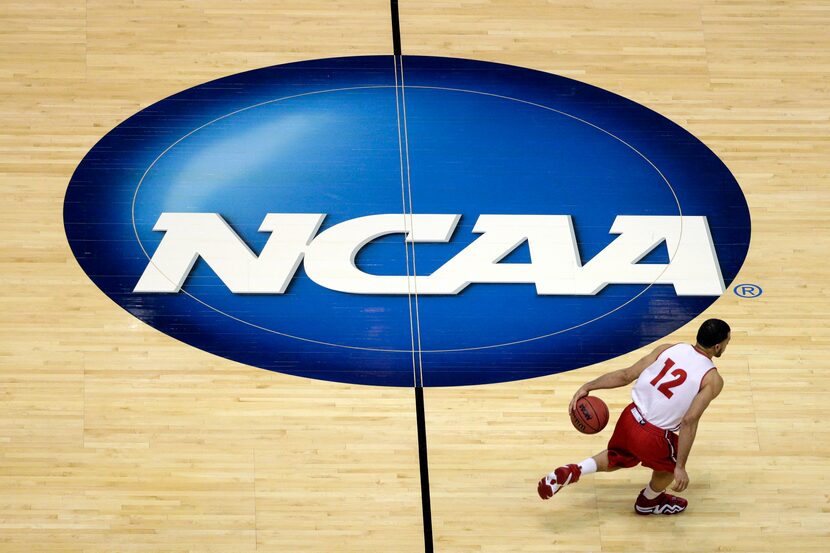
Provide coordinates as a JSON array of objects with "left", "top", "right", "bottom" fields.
[{"left": 631, "top": 343, "right": 717, "bottom": 431}]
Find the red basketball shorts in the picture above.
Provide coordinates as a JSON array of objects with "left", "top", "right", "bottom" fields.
[{"left": 607, "top": 403, "right": 678, "bottom": 473}]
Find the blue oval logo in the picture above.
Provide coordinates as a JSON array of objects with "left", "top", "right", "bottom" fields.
[{"left": 64, "top": 56, "right": 751, "bottom": 387}]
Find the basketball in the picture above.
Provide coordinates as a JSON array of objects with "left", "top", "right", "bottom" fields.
[{"left": 570, "top": 396, "right": 610, "bottom": 434}]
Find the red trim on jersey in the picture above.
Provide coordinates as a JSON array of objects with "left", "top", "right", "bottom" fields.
[
  {"left": 698, "top": 367, "right": 718, "bottom": 392},
  {"left": 693, "top": 345, "right": 712, "bottom": 359}
]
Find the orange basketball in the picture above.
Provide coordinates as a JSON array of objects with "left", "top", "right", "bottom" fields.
[{"left": 570, "top": 396, "right": 610, "bottom": 434}]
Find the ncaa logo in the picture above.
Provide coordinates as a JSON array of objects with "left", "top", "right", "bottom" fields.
[{"left": 63, "top": 56, "right": 751, "bottom": 387}]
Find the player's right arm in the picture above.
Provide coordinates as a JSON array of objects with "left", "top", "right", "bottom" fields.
[
  {"left": 672, "top": 369, "right": 724, "bottom": 492},
  {"left": 569, "top": 343, "right": 674, "bottom": 413}
]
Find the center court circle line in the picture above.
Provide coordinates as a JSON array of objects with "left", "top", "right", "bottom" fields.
[{"left": 130, "top": 83, "right": 685, "bottom": 353}]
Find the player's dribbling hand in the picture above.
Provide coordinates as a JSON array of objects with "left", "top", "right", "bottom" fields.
[
  {"left": 569, "top": 387, "right": 589, "bottom": 414},
  {"left": 672, "top": 467, "right": 689, "bottom": 492}
]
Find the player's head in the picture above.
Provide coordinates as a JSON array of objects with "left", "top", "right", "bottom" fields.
[{"left": 696, "top": 318, "right": 731, "bottom": 357}]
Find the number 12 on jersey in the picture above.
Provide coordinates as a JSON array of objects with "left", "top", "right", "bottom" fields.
[{"left": 650, "top": 359, "right": 687, "bottom": 399}]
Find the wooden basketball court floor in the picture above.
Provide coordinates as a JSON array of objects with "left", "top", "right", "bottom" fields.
[{"left": 1, "top": 1, "right": 829, "bottom": 551}]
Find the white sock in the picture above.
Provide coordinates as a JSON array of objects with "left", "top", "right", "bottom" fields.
[
  {"left": 546, "top": 458, "right": 597, "bottom": 482},
  {"left": 578, "top": 457, "right": 598, "bottom": 475},
  {"left": 643, "top": 483, "right": 662, "bottom": 500}
]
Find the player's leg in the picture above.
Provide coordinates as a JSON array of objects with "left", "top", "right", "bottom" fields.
[
  {"left": 633, "top": 471, "right": 688, "bottom": 515},
  {"left": 537, "top": 449, "right": 618, "bottom": 499},
  {"left": 538, "top": 406, "right": 638, "bottom": 500},
  {"left": 591, "top": 449, "right": 623, "bottom": 472},
  {"left": 648, "top": 470, "right": 674, "bottom": 492}
]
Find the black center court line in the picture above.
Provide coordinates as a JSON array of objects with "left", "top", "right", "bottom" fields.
[
  {"left": 390, "top": 2, "right": 434, "bottom": 552},
  {"left": 414, "top": 386, "right": 433, "bottom": 553},
  {"left": 391, "top": 0, "right": 403, "bottom": 56}
]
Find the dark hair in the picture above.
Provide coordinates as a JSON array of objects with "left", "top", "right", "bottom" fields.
[{"left": 696, "top": 319, "right": 731, "bottom": 348}]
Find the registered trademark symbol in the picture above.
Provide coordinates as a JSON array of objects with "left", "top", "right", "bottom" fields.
[{"left": 733, "top": 283, "right": 762, "bottom": 298}]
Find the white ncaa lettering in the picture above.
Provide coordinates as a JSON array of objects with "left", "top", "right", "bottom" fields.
[
  {"left": 302, "top": 214, "right": 460, "bottom": 294},
  {"left": 133, "top": 213, "right": 324, "bottom": 293},
  {"left": 133, "top": 213, "right": 725, "bottom": 296},
  {"left": 577, "top": 216, "right": 725, "bottom": 296},
  {"left": 418, "top": 215, "right": 580, "bottom": 295}
]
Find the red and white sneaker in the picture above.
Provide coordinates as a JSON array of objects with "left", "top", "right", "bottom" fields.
[
  {"left": 634, "top": 489, "right": 688, "bottom": 515},
  {"left": 537, "top": 464, "right": 581, "bottom": 500}
]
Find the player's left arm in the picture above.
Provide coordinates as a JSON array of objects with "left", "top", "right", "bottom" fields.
[{"left": 672, "top": 369, "right": 725, "bottom": 492}]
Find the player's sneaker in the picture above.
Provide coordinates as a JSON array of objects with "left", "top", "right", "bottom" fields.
[
  {"left": 634, "top": 489, "right": 688, "bottom": 515},
  {"left": 537, "top": 464, "right": 581, "bottom": 500}
]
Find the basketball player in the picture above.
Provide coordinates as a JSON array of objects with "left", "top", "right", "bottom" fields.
[{"left": 537, "top": 319, "right": 731, "bottom": 515}]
